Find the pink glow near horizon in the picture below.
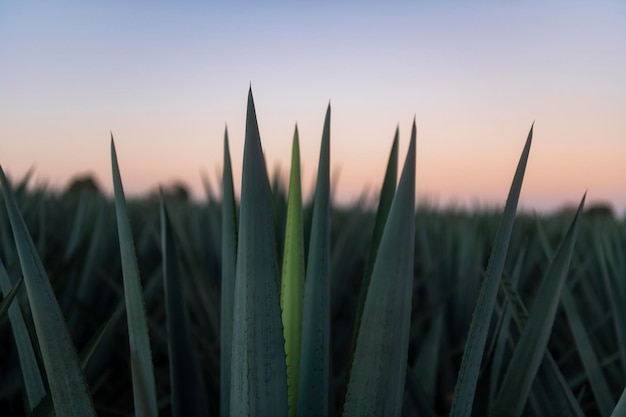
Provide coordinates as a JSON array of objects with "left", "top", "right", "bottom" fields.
[{"left": 0, "top": 1, "right": 624, "bottom": 215}]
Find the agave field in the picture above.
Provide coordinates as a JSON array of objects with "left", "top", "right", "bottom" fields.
[{"left": 1, "top": 90, "right": 625, "bottom": 416}]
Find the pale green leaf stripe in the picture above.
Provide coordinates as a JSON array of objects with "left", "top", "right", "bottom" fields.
[
  {"left": 351, "top": 128, "right": 398, "bottom": 352},
  {"left": 297, "top": 104, "right": 331, "bottom": 417},
  {"left": 343, "top": 119, "right": 416, "bottom": 417},
  {"left": 612, "top": 386, "right": 626, "bottom": 417},
  {"left": 0, "top": 166, "right": 96, "bottom": 417},
  {"left": 161, "top": 196, "right": 208, "bottom": 417},
  {"left": 110, "top": 138, "right": 158, "bottom": 417},
  {"left": 492, "top": 195, "right": 585, "bottom": 417},
  {"left": 500, "top": 276, "right": 585, "bottom": 417},
  {"left": 230, "top": 89, "right": 288, "bottom": 417},
  {"left": 0, "top": 263, "right": 45, "bottom": 413},
  {"left": 221, "top": 126, "right": 237, "bottom": 417},
  {"left": 450, "top": 125, "right": 533, "bottom": 417},
  {"left": 280, "top": 126, "right": 305, "bottom": 417}
]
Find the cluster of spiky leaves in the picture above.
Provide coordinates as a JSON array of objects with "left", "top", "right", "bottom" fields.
[{"left": 0, "top": 90, "right": 624, "bottom": 417}]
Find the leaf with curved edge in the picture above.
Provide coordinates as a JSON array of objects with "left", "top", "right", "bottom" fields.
[
  {"left": 492, "top": 195, "right": 585, "bottom": 417},
  {"left": 343, "top": 119, "right": 416, "bottom": 417},
  {"left": 297, "top": 104, "right": 331, "bottom": 417},
  {"left": 280, "top": 126, "right": 305, "bottom": 417},
  {"left": 110, "top": 138, "right": 158, "bottom": 417},
  {"left": 221, "top": 126, "right": 238, "bottom": 417},
  {"left": 230, "top": 89, "right": 288, "bottom": 417},
  {"left": 351, "top": 128, "right": 398, "bottom": 352},
  {"left": 161, "top": 195, "right": 209, "bottom": 417},
  {"left": 0, "top": 166, "right": 96, "bottom": 417},
  {"left": 450, "top": 125, "right": 533, "bottom": 417}
]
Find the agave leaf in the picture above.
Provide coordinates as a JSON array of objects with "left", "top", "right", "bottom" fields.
[
  {"left": 612, "top": 387, "right": 626, "bottom": 417},
  {"left": 492, "top": 195, "right": 585, "bottom": 417},
  {"left": 449, "top": 125, "right": 533, "bottom": 417},
  {"left": 230, "top": 89, "right": 288, "bottom": 416},
  {"left": 0, "top": 166, "right": 96, "bottom": 417},
  {"left": 161, "top": 195, "right": 209, "bottom": 417},
  {"left": 343, "top": 119, "right": 416, "bottom": 417},
  {"left": 488, "top": 243, "right": 526, "bottom": 405},
  {"left": 351, "top": 128, "right": 398, "bottom": 351},
  {"left": 221, "top": 126, "right": 238, "bottom": 417},
  {"left": 536, "top": 219, "right": 615, "bottom": 416},
  {"left": 110, "top": 138, "right": 158, "bottom": 417},
  {"left": 29, "top": 315, "right": 116, "bottom": 417},
  {"left": 561, "top": 285, "right": 615, "bottom": 416},
  {"left": 280, "top": 126, "right": 305, "bottom": 417},
  {"left": 0, "top": 274, "right": 23, "bottom": 319},
  {"left": 414, "top": 310, "right": 444, "bottom": 405},
  {"left": 593, "top": 234, "right": 626, "bottom": 375},
  {"left": 297, "top": 104, "right": 331, "bottom": 417},
  {"left": 0, "top": 262, "right": 45, "bottom": 413},
  {"left": 500, "top": 275, "right": 585, "bottom": 417}
]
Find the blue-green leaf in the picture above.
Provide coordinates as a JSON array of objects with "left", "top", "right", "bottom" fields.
[
  {"left": 343, "top": 119, "right": 416, "bottom": 417},
  {"left": 110, "top": 138, "right": 158, "bottom": 417},
  {"left": 0, "top": 166, "right": 96, "bottom": 417},
  {"left": 298, "top": 104, "right": 332, "bottom": 417},
  {"left": 450, "top": 125, "right": 533, "bottom": 417},
  {"left": 230, "top": 89, "right": 288, "bottom": 416}
]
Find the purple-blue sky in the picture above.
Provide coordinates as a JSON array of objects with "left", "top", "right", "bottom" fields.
[{"left": 1, "top": 1, "right": 625, "bottom": 213}]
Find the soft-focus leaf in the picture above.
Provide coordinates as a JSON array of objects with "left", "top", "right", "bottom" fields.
[{"left": 161, "top": 196, "right": 209, "bottom": 417}]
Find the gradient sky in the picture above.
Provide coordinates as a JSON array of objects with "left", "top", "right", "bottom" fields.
[{"left": 1, "top": 1, "right": 625, "bottom": 213}]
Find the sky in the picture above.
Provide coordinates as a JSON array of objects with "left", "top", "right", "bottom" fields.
[{"left": 1, "top": 1, "right": 625, "bottom": 214}]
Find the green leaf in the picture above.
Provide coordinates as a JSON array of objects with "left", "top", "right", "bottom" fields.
[
  {"left": 351, "top": 128, "right": 398, "bottom": 352},
  {"left": 536, "top": 218, "right": 615, "bottom": 416},
  {"left": 0, "top": 166, "right": 96, "bottom": 417},
  {"left": 612, "top": 386, "right": 626, "bottom": 417},
  {"left": 450, "top": 125, "right": 533, "bottom": 417},
  {"left": 297, "top": 104, "right": 331, "bottom": 417},
  {"left": 499, "top": 274, "right": 585, "bottom": 417},
  {"left": 0, "top": 274, "right": 23, "bottom": 319},
  {"left": 161, "top": 195, "right": 209, "bottom": 417},
  {"left": 221, "top": 126, "right": 238, "bottom": 417},
  {"left": 0, "top": 261, "right": 46, "bottom": 413},
  {"left": 343, "top": 119, "right": 416, "bottom": 417},
  {"left": 492, "top": 195, "right": 585, "bottom": 417},
  {"left": 414, "top": 310, "right": 444, "bottom": 405},
  {"left": 230, "top": 89, "right": 288, "bottom": 417},
  {"left": 280, "top": 126, "right": 305, "bottom": 417},
  {"left": 110, "top": 138, "right": 158, "bottom": 417}
]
